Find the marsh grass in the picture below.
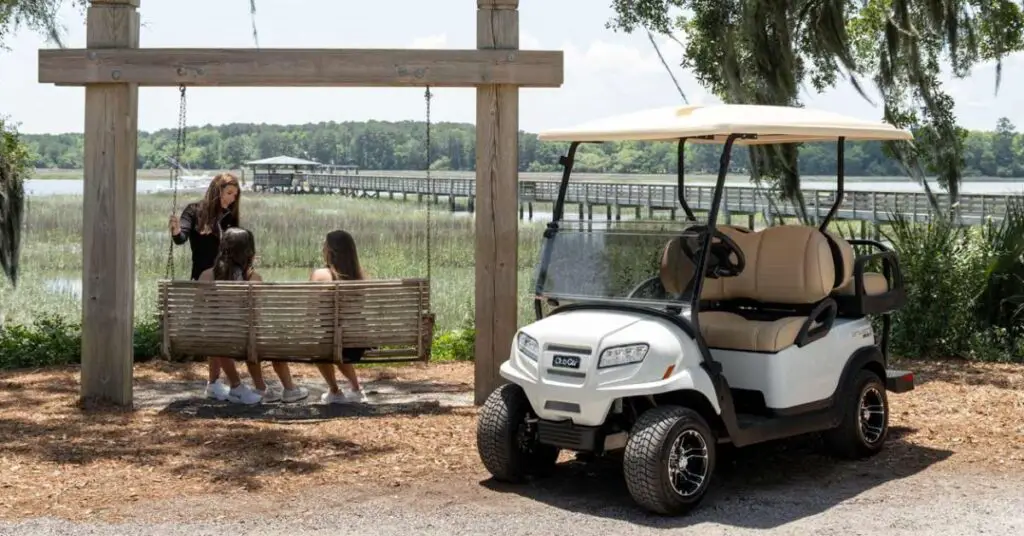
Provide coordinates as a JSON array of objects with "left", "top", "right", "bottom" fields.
[
  {"left": 1, "top": 188, "right": 892, "bottom": 333},
  {"left": 1, "top": 191, "right": 550, "bottom": 333}
]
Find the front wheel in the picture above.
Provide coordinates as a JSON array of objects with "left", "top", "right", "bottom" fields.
[
  {"left": 476, "top": 383, "right": 560, "bottom": 483},
  {"left": 623, "top": 405, "right": 716, "bottom": 516}
]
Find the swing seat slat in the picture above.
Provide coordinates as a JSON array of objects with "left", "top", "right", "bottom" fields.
[{"left": 157, "top": 278, "right": 435, "bottom": 364}]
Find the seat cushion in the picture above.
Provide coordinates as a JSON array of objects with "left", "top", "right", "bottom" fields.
[
  {"left": 698, "top": 311, "right": 806, "bottom": 353},
  {"left": 836, "top": 272, "right": 889, "bottom": 296}
]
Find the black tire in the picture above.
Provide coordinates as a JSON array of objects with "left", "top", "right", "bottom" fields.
[
  {"left": 623, "top": 405, "right": 716, "bottom": 516},
  {"left": 824, "top": 368, "right": 889, "bottom": 459},
  {"left": 476, "top": 383, "right": 560, "bottom": 483}
]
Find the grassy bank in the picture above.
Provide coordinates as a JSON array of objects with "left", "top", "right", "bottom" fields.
[{"left": 2, "top": 191, "right": 552, "bottom": 332}]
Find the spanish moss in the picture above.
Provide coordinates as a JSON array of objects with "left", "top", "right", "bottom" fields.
[{"left": 609, "top": 0, "right": 1024, "bottom": 222}]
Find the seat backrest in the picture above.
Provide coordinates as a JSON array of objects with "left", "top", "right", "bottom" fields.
[
  {"left": 659, "top": 236, "right": 696, "bottom": 295},
  {"left": 660, "top": 225, "right": 758, "bottom": 295},
  {"left": 821, "top": 230, "right": 855, "bottom": 291},
  {"left": 660, "top": 225, "right": 837, "bottom": 305},
  {"left": 159, "top": 278, "right": 432, "bottom": 361}
]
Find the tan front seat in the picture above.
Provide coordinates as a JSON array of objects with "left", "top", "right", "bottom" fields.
[{"left": 660, "top": 225, "right": 837, "bottom": 353}]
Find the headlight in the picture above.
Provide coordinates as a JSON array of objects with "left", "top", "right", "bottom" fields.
[
  {"left": 517, "top": 332, "right": 539, "bottom": 360},
  {"left": 598, "top": 343, "right": 649, "bottom": 368}
]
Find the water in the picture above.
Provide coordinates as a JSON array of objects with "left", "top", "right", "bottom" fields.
[
  {"left": 44, "top": 277, "right": 82, "bottom": 299},
  {"left": 25, "top": 179, "right": 206, "bottom": 197}
]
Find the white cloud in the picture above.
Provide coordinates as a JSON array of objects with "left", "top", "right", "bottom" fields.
[
  {"left": 520, "top": 33, "right": 542, "bottom": 50},
  {"left": 409, "top": 33, "right": 448, "bottom": 49}
]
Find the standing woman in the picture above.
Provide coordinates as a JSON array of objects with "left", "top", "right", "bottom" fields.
[{"left": 168, "top": 172, "right": 241, "bottom": 401}]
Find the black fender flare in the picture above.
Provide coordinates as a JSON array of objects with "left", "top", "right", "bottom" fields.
[{"left": 834, "top": 345, "right": 886, "bottom": 403}]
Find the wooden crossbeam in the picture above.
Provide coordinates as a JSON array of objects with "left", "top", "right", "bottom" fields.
[{"left": 38, "top": 48, "right": 563, "bottom": 87}]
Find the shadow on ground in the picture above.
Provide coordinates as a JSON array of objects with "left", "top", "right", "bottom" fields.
[
  {"left": 480, "top": 426, "right": 952, "bottom": 530},
  {"left": 147, "top": 378, "right": 472, "bottom": 422},
  {"left": 0, "top": 409, "right": 394, "bottom": 491}
]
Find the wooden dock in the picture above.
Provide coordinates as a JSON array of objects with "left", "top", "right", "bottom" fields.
[{"left": 251, "top": 172, "right": 1016, "bottom": 227}]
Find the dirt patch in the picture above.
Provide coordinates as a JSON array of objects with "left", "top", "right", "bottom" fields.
[
  {"left": 886, "top": 357, "right": 1024, "bottom": 469},
  {"left": 0, "top": 358, "right": 1021, "bottom": 523},
  {"left": 0, "top": 361, "right": 479, "bottom": 521}
]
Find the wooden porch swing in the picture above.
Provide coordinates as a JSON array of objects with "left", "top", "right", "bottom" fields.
[{"left": 157, "top": 88, "right": 437, "bottom": 365}]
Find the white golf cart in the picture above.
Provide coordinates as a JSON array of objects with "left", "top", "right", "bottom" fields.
[{"left": 475, "top": 104, "right": 916, "bottom": 516}]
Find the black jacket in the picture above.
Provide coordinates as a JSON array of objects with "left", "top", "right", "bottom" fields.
[{"left": 171, "top": 202, "right": 239, "bottom": 280}]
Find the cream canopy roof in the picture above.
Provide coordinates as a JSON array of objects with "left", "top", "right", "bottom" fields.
[{"left": 536, "top": 104, "right": 914, "bottom": 145}]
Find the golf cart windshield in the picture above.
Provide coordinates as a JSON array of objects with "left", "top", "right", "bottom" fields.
[{"left": 535, "top": 220, "right": 695, "bottom": 309}]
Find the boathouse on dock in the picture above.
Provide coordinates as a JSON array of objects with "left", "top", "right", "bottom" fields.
[{"left": 247, "top": 155, "right": 324, "bottom": 191}]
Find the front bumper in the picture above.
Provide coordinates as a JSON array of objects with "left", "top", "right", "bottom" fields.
[{"left": 499, "top": 349, "right": 716, "bottom": 428}]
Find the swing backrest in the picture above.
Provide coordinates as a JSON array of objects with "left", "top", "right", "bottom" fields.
[{"left": 157, "top": 278, "right": 434, "bottom": 363}]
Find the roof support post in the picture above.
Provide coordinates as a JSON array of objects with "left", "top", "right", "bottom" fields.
[
  {"left": 80, "top": 0, "right": 140, "bottom": 407},
  {"left": 475, "top": 0, "right": 519, "bottom": 405}
]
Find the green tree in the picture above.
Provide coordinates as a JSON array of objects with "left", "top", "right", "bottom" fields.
[{"left": 608, "top": 0, "right": 1024, "bottom": 221}]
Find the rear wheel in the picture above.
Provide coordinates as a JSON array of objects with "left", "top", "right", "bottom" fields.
[
  {"left": 623, "top": 405, "right": 716, "bottom": 516},
  {"left": 476, "top": 383, "right": 560, "bottom": 482},
  {"left": 825, "top": 368, "right": 889, "bottom": 459}
]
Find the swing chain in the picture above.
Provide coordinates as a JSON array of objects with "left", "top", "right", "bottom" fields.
[
  {"left": 424, "top": 85, "right": 432, "bottom": 283},
  {"left": 165, "top": 84, "right": 188, "bottom": 280}
]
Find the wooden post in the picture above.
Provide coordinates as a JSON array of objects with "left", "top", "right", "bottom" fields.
[
  {"left": 475, "top": 0, "right": 519, "bottom": 405},
  {"left": 80, "top": 0, "right": 140, "bottom": 406}
]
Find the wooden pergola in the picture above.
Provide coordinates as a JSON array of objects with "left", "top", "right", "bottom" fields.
[{"left": 37, "top": 0, "right": 564, "bottom": 407}]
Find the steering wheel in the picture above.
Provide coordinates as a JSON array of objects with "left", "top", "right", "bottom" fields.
[{"left": 679, "top": 225, "right": 746, "bottom": 278}]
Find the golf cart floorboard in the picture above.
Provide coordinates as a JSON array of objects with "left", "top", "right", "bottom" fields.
[
  {"left": 727, "top": 407, "right": 838, "bottom": 447},
  {"left": 734, "top": 413, "right": 773, "bottom": 428},
  {"left": 727, "top": 367, "right": 913, "bottom": 446}
]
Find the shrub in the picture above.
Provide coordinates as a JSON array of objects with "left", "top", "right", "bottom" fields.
[
  {"left": 882, "top": 203, "right": 1024, "bottom": 363},
  {"left": 0, "top": 314, "right": 163, "bottom": 370},
  {"left": 0, "top": 312, "right": 476, "bottom": 370},
  {"left": 0, "top": 313, "right": 80, "bottom": 368},
  {"left": 431, "top": 313, "right": 476, "bottom": 361},
  {"left": 976, "top": 196, "right": 1024, "bottom": 343}
]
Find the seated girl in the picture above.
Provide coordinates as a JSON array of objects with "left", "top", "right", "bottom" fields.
[
  {"left": 199, "top": 227, "right": 309, "bottom": 404},
  {"left": 310, "top": 229, "right": 370, "bottom": 404}
]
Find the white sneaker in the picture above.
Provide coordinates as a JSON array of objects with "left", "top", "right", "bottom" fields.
[
  {"left": 204, "top": 380, "right": 230, "bottom": 401},
  {"left": 281, "top": 386, "right": 309, "bottom": 403},
  {"left": 320, "top": 391, "right": 348, "bottom": 405},
  {"left": 346, "top": 389, "right": 368, "bottom": 403},
  {"left": 228, "top": 384, "right": 263, "bottom": 405},
  {"left": 257, "top": 388, "right": 282, "bottom": 403}
]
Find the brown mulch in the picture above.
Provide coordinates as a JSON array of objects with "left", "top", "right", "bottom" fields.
[{"left": 0, "top": 357, "right": 1021, "bottom": 522}]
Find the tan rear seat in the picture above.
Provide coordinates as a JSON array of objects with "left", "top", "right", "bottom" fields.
[
  {"left": 660, "top": 225, "right": 837, "bottom": 352},
  {"left": 823, "top": 231, "right": 891, "bottom": 297}
]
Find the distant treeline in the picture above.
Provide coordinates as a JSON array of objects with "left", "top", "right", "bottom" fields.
[{"left": 20, "top": 116, "right": 1024, "bottom": 177}]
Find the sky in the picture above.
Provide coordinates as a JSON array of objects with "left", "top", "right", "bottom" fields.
[{"left": 0, "top": 0, "right": 1022, "bottom": 135}]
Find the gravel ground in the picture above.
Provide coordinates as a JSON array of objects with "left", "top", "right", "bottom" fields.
[{"left": 2, "top": 459, "right": 1021, "bottom": 535}]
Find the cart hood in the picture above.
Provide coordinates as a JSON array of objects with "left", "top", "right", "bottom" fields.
[{"left": 521, "top": 309, "right": 643, "bottom": 347}]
